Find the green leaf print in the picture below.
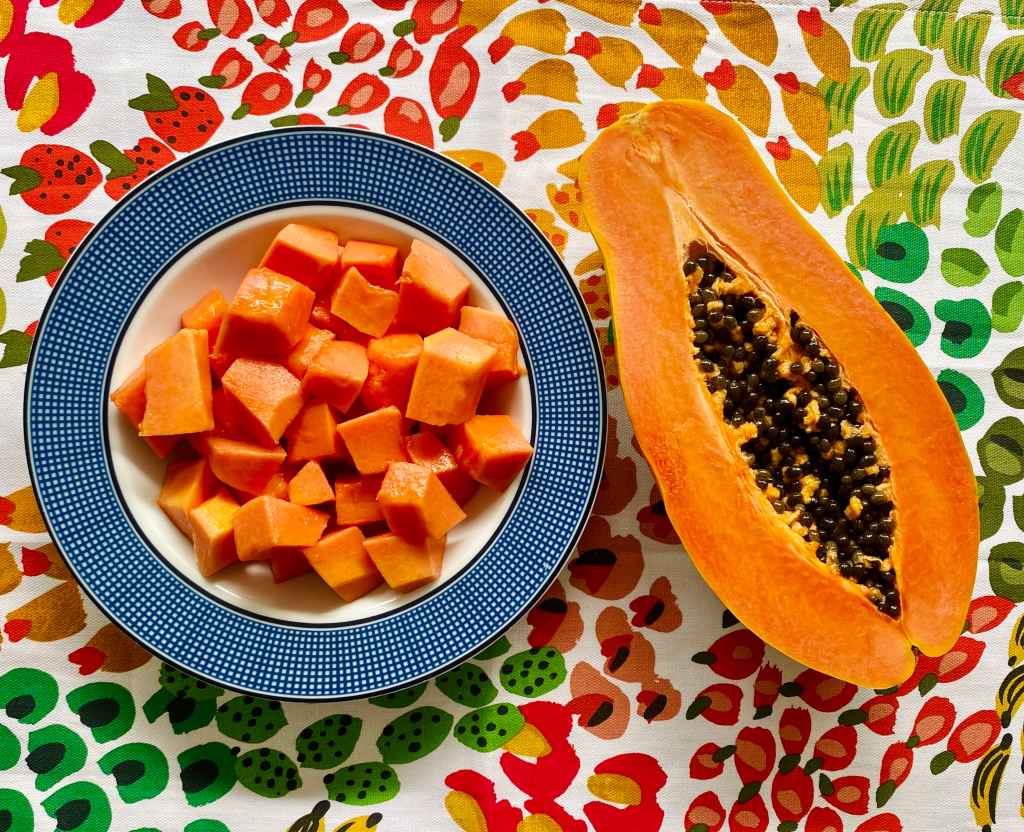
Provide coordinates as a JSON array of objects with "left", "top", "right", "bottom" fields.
[
  {"left": 819, "top": 68, "right": 870, "bottom": 136},
  {"left": 853, "top": 4, "right": 907, "bottom": 61},
  {"left": 978, "top": 416, "right": 1024, "bottom": 485},
  {"left": 474, "top": 635, "right": 511, "bottom": 660},
  {"left": 1002, "top": 0, "right": 1024, "bottom": 28},
  {"left": 97, "top": 743, "right": 169, "bottom": 804},
  {"left": 324, "top": 762, "right": 400, "bottom": 805},
  {"left": 0, "top": 330, "right": 32, "bottom": 369},
  {"left": 960, "top": 111, "right": 1020, "bottom": 184},
  {"left": 986, "top": 36, "right": 1024, "bottom": 96},
  {"left": 907, "top": 159, "right": 955, "bottom": 227},
  {"left": 368, "top": 682, "right": 426, "bottom": 709},
  {"left": 436, "top": 663, "right": 499, "bottom": 707},
  {"left": 924, "top": 79, "right": 966, "bottom": 143},
  {"left": 937, "top": 369, "right": 985, "bottom": 429},
  {"left": 296, "top": 713, "right": 361, "bottom": 769},
  {"left": 945, "top": 12, "right": 992, "bottom": 76},
  {"left": 216, "top": 695, "right": 287, "bottom": 743},
  {"left": 454, "top": 703, "right": 525, "bottom": 752},
  {"left": 41, "top": 782, "right": 111, "bottom": 832},
  {"left": 0, "top": 668, "right": 59, "bottom": 724},
  {"left": 1015, "top": 495, "right": 1024, "bottom": 531},
  {"left": 875, "top": 286, "right": 931, "bottom": 346},
  {"left": 500, "top": 647, "right": 567, "bottom": 697},
  {"left": 0, "top": 723, "right": 18, "bottom": 771},
  {"left": 978, "top": 476, "right": 1006, "bottom": 540},
  {"left": 819, "top": 143, "right": 854, "bottom": 217},
  {"left": 178, "top": 742, "right": 236, "bottom": 807},
  {"left": 965, "top": 182, "right": 1003, "bottom": 237},
  {"left": 376, "top": 706, "right": 453, "bottom": 763},
  {"left": 993, "top": 345, "right": 1024, "bottom": 406},
  {"left": 990, "top": 542, "right": 1024, "bottom": 601},
  {"left": 236, "top": 748, "right": 302, "bottom": 797},
  {"left": 992, "top": 281, "right": 1024, "bottom": 333},
  {"left": 26, "top": 724, "right": 88, "bottom": 791},
  {"left": 915, "top": 0, "right": 963, "bottom": 48},
  {"left": 941, "top": 248, "right": 990, "bottom": 286},
  {"left": 936, "top": 298, "right": 992, "bottom": 358},
  {"left": 66, "top": 682, "right": 135, "bottom": 744},
  {"left": 996, "top": 209, "right": 1024, "bottom": 276},
  {"left": 847, "top": 190, "right": 904, "bottom": 269},
  {"left": 874, "top": 49, "right": 933, "bottom": 118},
  {"left": 867, "top": 122, "right": 919, "bottom": 189}
]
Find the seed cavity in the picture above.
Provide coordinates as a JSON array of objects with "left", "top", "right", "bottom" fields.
[{"left": 686, "top": 248, "right": 900, "bottom": 618}]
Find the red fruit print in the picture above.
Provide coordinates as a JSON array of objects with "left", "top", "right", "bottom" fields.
[
  {"left": 636, "top": 484, "right": 680, "bottom": 545},
  {"left": 896, "top": 652, "right": 937, "bottom": 695},
  {"left": 944, "top": 709, "right": 1001, "bottom": 764},
  {"left": 568, "top": 662, "right": 629, "bottom": 739},
  {"left": 331, "top": 22, "right": 384, "bottom": 64},
  {"left": 523, "top": 799, "right": 586, "bottom": 832},
  {"left": 501, "top": 702, "right": 577, "bottom": 801},
  {"left": 686, "top": 791, "right": 726, "bottom": 832},
  {"left": 329, "top": 72, "right": 387, "bottom": 115},
  {"left": 285, "top": 0, "right": 347, "bottom": 42},
  {"left": 805, "top": 806, "right": 844, "bottom": 832},
  {"left": 700, "top": 0, "right": 733, "bottom": 14},
  {"left": 380, "top": 37, "right": 422, "bottom": 78},
  {"left": 778, "top": 706, "right": 812, "bottom": 756},
  {"left": 933, "top": 636, "right": 984, "bottom": 683},
  {"left": 908, "top": 696, "right": 954, "bottom": 747},
  {"left": 687, "top": 682, "right": 742, "bottom": 725},
  {"left": 596, "top": 103, "right": 622, "bottom": 128},
  {"left": 794, "top": 669, "right": 856, "bottom": 712},
  {"left": 4, "top": 33, "right": 96, "bottom": 135},
  {"left": 1002, "top": 71, "right": 1024, "bottom": 99},
  {"left": 636, "top": 676, "right": 681, "bottom": 722},
  {"left": 21, "top": 546, "right": 52, "bottom": 575},
  {"left": 728, "top": 793, "right": 768, "bottom": 832},
  {"left": 2, "top": 144, "right": 100, "bottom": 214},
  {"left": 200, "top": 47, "right": 253, "bottom": 89},
  {"left": 797, "top": 6, "right": 823, "bottom": 36},
  {"left": 822, "top": 775, "right": 869, "bottom": 815},
  {"left": 752, "top": 663, "right": 782, "bottom": 718},
  {"left": 208, "top": 0, "right": 252, "bottom": 37},
  {"left": 704, "top": 58, "right": 737, "bottom": 90},
  {"left": 770, "top": 766, "right": 814, "bottom": 824},
  {"left": 142, "top": 0, "right": 181, "bottom": 17},
  {"left": 877, "top": 741, "right": 913, "bottom": 803},
  {"left": 68, "top": 645, "right": 104, "bottom": 675},
  {"left": 16, "top": 218, "right": 92, "bottom": 285},
  {"left": 294, "top": 58, "right": 330, "bottom": 106},
  {"left": 429, "top": 26, "right": 478, "bottom": 141},
  {"left": 270, "top": 113, "right": 324, "bottom": 126},
  {"left": 854, "top": 815, "right": 903, "bottom": 832},
  {"left": 568, "top": 31, "right": 600, "bottom": 59},
  {"left": 628, "top": 576, "right": 682, "bottom": 632},
  {"left": 24, "top": 321, "right": 39, "bottom": 336},
  {"left": 859, "top": 694, "right": 899, "bottom": 735},
  {"left": 383, "top": 96, "right": 433, "bottom": 147},
  {"left": 96, "top": 137, "right": 174, "bottom": 200},
  {"left": 444, "top": 770, "right": 522, "bottom": 832},
  {"left": 249, "top": 34, "right": 291, "bottom": 69},
  {"left": 173, "top": 21, "right": 213, "bottom": 50},
  {"left": 128, "top": 74, "right": 223, "bottom": 151},
  {"left": 965, "top": 595, "right": 1014, "bottom": 634},
  {"left": 634, "top": 64, "right": 663, "bottom": 89},
  {"left": 526, "top": 581, "right": 582, "bottom": 652},
  {"left": 694, "top": 629, "right": 764, "bottom": 679},
  {"left": 234, "top": 71, "right": 293, "bottom": 118},
  {"left": 584, "top": 753, "right": 666, "bottom": 832},
  {"left": 255, "top": 0, "right": 290, "bottom": 25},
  {"left": 0, "top": 0, "right": 28, "bottom": 56},
  {"left": 0, "top": 496, "right": 13, "bottom": 525},
  {"left": 734, "top": 726, "right": 775, "bottom": 783},
  {"left": 690, "top": 741, "right": 727, "bottom": 780},
  {"left": 395, "top": 0, "right": 459, "bottom": 43},
  {"left": 775, "top": 71, "right": 801, "bottom": 94},
  {"left": 638, "top": 2, "right": 660, "bottom": 23},
  {"left": 766, "top": 136, "right": 792, "bottom": 161},
  {"left": 4, "top": 619, "right": 31, "bottom": 642},
  {"left": 812, "top": 724, "right": 858, "bottom": 771}
]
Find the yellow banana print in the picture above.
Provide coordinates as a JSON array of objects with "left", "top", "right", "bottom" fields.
[
  {"left": 635, "top": 65, "right": 707, "bottom": 101},
  {"left": 502, "top": 59, "right": 579, "bottom": 103},
  {"left": 798, "top": 6, "right": 850, "bottom": 83},
  {"left": 766, "top": 136, "right": 821, "bottom": 213},
  {"left": 638, "top": 4, "right": 707, "bottom": 69},
  {"left": 512, "top": 110, "right": 586, "bottom": 161},
  {"left": 568, "top": 33, "right": 643, "bottom": 89},
  {"left": 700, "top": 0, "right": 778, "bottom": 65},
  {"left": 488, "top": 9, "right": 569, "bottom": 63},
  {"left": 1009, "top": 613, "right": 1024, "bottom": 667},
  {"left": 703, "top": 59, "right": 770, "bottom": 136},
  {"left": 997, "top": 664, "right": 1024, "bottom": 727},
  {"left": 970, "top": 733, "right": 1012, "bottom": 828},
  {"left": 775, "top": 72, "right": 830, "bottom": 156}
]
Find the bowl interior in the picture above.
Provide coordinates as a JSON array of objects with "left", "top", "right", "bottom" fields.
[{"left": 108, "top": 204, "right": 534, "bottom": 625}]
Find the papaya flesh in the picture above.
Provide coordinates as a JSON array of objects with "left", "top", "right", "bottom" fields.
[{"left": 579, "top": 101, "right": 977, "bottom": 688}]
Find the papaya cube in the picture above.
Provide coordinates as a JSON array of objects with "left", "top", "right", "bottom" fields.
[
  {"left": 286, "top": 401, "right": 345, "bottom": 463},
  {"left": 405, "top": 431, "right": 478, "bottom": 505},
  {"left": 396, "top": 240, "right": 471, "bottom": 335},
  {"left": 458, "top": 306, "right": 521, "bottom": 389},
  {"left": 288, "top": 461, "right": 334, "bottom": 506},
  {"left": 215, "top": 267, "right": 315, "bottom": 358},
  {"left": 232, "top": 470, "right": 290, "bottom": 504},
  {"left": 141, "top": 329, "right": 214, "bottom": 436},
  {"left": 360, "top": 334, "right": 422, "bottom": 412},
  {"left": 269, "top": 549, "right": 313, "bottom": 583},
  {"left": 335, "top": 475, "right": 384, "bottom": 526},
  {"left": 337, "top": 406, "right": 407, "bottom": 475},
  {"left": 233, "top": 495, "right": 328, "bottom": 561},
  {"left": 285, "top": 325, "right": 334, "bottom": 378},
  {"left": 377, "top": 462, "right": 465, "bottom": 542},
  {"left": 341, "top": 239, "right": 400, "bottom": 289},
  {"left": 450, "top": 415, "right": 534, "bottom": 492},
  {"left": 364, "top": 532, "right": 445, "bottom": 593},
  {"left": 188, "top": 490, "right": 240, "bottom": 577},
  {"left": 301, "top": 341, "right": 368, "bottom": 413},
  {"left": 209, "top": 350, "right": 235, "bottom": 379},
  {"left": 207, "top": 437, "right": 286, "bottom": 494},
  {"left": 158, "top": 458, "right": 216, "bottom": 537},
  {"left": 330, "top": 267, "right": 400, "bottom": 338},
  {"left": 181, "top": 288, "right": 227, "bottom": 340},
  {"left": 305, "top": 527, "right": 383, "bottom": 601},
  {"left": 187, "top": 387, "right": 248, "bottom": 455},
  {"left": 259, "top": 223, "right": 339, "bottom": 293},
  {"left": 221, "top": 358, "right": 304, "bottom": 445},
  {"left": 310, "top": 297, "right": 372, "bottom": 344},
  {"left": 406, "top": 329, "right": 496, "bottom": 426},
  {"left": 110, "top": 365, "right": 179, "bottom": 458}
]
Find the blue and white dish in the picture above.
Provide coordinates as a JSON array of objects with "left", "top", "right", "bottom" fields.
[{"left": 25, "top": 128, "right": 606, "bottom": 700}]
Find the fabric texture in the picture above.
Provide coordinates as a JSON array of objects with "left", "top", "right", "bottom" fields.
[{"left": 0, "top": 0, "right": 1022, "bottom": 829}]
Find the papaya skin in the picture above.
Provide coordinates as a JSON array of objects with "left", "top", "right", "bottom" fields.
[{"left": 579, "top": 101, "right": 977, "bottom": 687}]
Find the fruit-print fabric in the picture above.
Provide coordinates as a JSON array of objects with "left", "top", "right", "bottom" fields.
[{"left": 0, "top": 0, "right": 1022, "bottom": 828}]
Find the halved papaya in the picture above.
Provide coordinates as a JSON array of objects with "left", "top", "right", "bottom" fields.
[{"left": 578, "top": 101, "right": 977, "bottom": 688}]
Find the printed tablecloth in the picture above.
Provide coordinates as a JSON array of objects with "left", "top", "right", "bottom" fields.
[{"left": 1, "top": 0, "right": 1023, "bottom": 829}]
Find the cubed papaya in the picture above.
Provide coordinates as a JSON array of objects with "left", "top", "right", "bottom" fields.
[
  {"left": 215, "top": 267, "right": 315, "bottom": 358},
  {"left": 337, "top": 406, "right": 406, "bottom": 475},
  {"left": 285, "top": 325, "right": 334, "bottom": 378},
  {"left": 310, "top": 297, "right": 372, "bottom": 345},
  {"left": 221, "top": 358, "right": 305, "bottom": 445},
  {"left": 109, "top": 365, "right": 180, "bottom": 458},
  {"left": 206, "top": 437, "right": 286, "bottom": 494},
  {"left": 141, "top": 328, "right": 214, "bottom": 436},
  {"left": 458, "top": 306, "right": 521, "bottom": 389},
  {"left": 363, "top": 532, "right": 445, "bottom": 592},
  {"left": 335, "top": 475, "right": 384, "bottom": 526},
  {"left": 233, "top": 495, "right": 328, "bottom": 561},
  {"left": 330, "top": 267, "right": 400, "bottom": 338},
  {"left": 181, "top": 288, "right": 227, "bottom": 340},
  {"left": 188, "top": 490, "right": 240, "bottom": 577},
  {"left": 449, "top": 414, "right": 534, "bottom": 491},
  {"left": 377, "top": 462, "right": 465, "bottom": 542},
  {"left": 341, "top": 239, "right": 400, "bottom": 289},
  {"left": 158, "top": 457, "right": 217, "bottom": 537},
  {"left": 301, "top": 341, "right": 368, "bottom": 413},
  {"left": 404, "top": 431, "right": 478, "bottom": 505},
  {"left": 259, "top": 223, "right": 339, "bottom": 293},
  {"left": 188, "top": 387, "right": 248, "bottom": 455},
  {"left": 304, "top": 527, "right": 383, "bottom": 601},
  {"left": 209, "top": 351, "right": 235, "bottom": 379},
  {"left": 269, "top": 549, "right": 313, "bottom": 583},
  {"left": 405, "top": 328, "right": 496, "bottom": 426},
  {"left": 285, "top": 401, "right": 345, "bottom": 463},
  {"left": 288, "top": 461, "right": 334, "bottom": 506},
  {"left": 396, "top": 240, "right": 471, "bottom": 334},
  {"left": 360, "top": 334, "right": 422, "bottom": 412},
  {"left": 231, "top": 470, "right": 290, "bottom": 504}
]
